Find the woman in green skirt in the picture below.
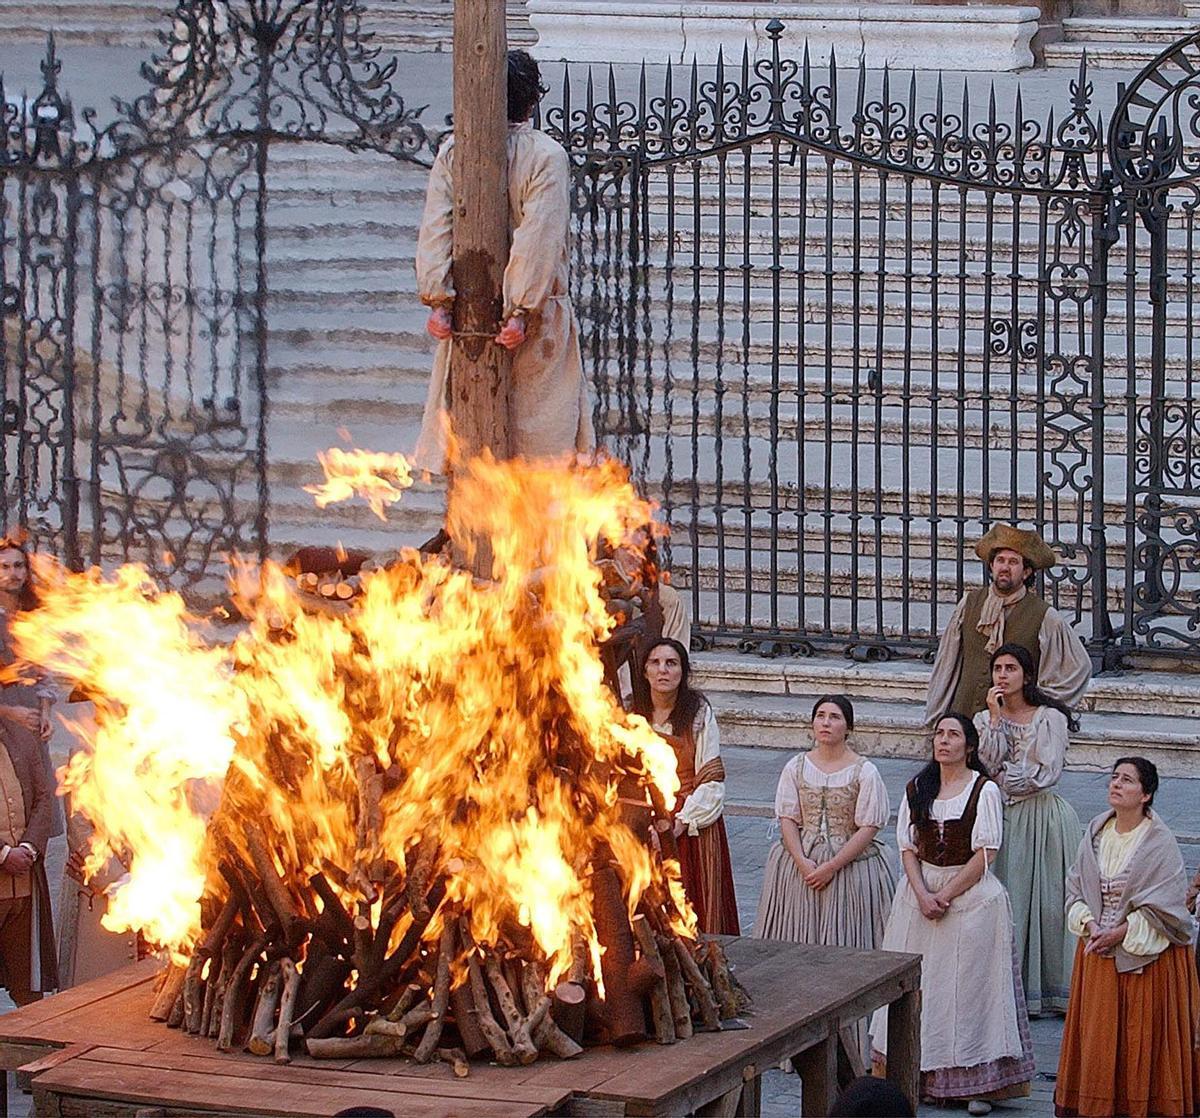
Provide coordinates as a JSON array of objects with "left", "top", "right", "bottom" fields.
[{"left": 974, "top": 642, "right": 1081, "bottom": 1016}]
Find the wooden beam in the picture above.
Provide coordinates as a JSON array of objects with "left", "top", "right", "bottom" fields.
[
  {"left": 885, "top": 986, "right": 921, "bottom": 1113},
  {"left": 794, "top": 1032, "right": 837, "bottom": 1118},
  {"left": 449, "top": 0, "right": 511, "bottom": 467}
]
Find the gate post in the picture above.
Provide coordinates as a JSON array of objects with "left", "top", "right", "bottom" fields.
[
  {"left": 1086, "top": 181, "right": 1119, "bottom": 668},
  {"left": 1138, "top": 180, "right": 1171, "bottom": 611}
]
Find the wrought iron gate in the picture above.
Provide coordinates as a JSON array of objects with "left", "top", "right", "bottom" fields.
[
  {"left": 9, "top": 6, "right": 1200, "bottom": 664},
  {"left": 553, "top": 23, "right": 1200, "bottom": 663},
  {"left": 1, "top": 2, "right": 433, "bottom": 592}
]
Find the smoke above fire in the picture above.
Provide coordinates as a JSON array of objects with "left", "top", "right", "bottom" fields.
[{"left": 10, "top": 452, "right": 692, "bottom": 981}]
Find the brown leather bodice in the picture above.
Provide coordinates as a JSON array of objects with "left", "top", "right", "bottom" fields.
[{"left": 907, "top": 773, "right": 991, "bottom": 867}]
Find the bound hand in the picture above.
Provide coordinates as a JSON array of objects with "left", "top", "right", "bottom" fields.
[
  {"left": 985, "top": 685, "right": 1005, "bottom": 722},
  {"left": 672, "top": 818, "right": 687, "bottom": 839},
  {"left": 426, "top": 306, "right": 453, "bottom": 341},
  {"left": 0, "top": 706, "right": 40, "bottom": 734},
  {"left": 39, "top": 709, "right": 52, "bottom": 742},
  {"left": 65, "top": 849, "right": 88, "bottom": 885},
  {"left": 494, "top": 315, "right": 527, "bottom": 350}
]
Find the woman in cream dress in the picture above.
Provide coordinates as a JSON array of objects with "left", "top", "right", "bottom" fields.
[
  {"left": 753, "top": 694, "right": 894, "bottom": 951},
  {"left": 871, "top": 713, "right": 1033, "bottom": 1115},
  {"left": 754, "top": 694, "right": 895, "bottom": 1056}
]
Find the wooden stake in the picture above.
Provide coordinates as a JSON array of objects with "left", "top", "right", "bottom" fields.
[
  {"left": 660, "top": 932, "right": 693, "bottom": 1040},
  {"left": 413, "top": 923, "right": 455, "bottom": 1063},
  {"left": 632, "top": 915, "right": 675, "bottom": 1045},
  {"left": 450, "top": 0, "right": 512, "bottom": 576}
]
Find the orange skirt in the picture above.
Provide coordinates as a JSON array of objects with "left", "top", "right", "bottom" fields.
[{"left": 1055, "top": 941, "right": 1200, "bottom": 1117}]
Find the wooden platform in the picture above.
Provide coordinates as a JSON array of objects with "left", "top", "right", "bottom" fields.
[{"left": 0, "top": 938, "right": 920, "bottom": 1117}]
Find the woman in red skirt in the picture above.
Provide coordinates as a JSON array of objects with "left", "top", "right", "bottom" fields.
[{"left": 638, "top": 638, "right": 739, "bottom": 934}]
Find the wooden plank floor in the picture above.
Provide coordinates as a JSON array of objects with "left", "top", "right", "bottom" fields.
[{"left": 3, "top": 938, "right": 920, "bottom": 1117}]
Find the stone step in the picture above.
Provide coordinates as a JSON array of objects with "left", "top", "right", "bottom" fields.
[
  {"left": 5, "top": 1, "right": 535, "bottom": 48},
  {"left": 651, "top": 222, "right": 1196, "bottom": 270},
  {"left": 683, "top": 583, "right": 1118, "bottom": 644},
  {"left": 257, "top": 253, "right": 1200, "bottom": 338},
  {"left": 1060, "top": 16, "right": 1199, "bottom": 42},
  {"left": 677, "top": 514, "right": 1135, "bottom": 576},
  {"left": 653, "top": 478, "right": 1117, "bottom": 525},
  {"left": 706, "top": 688, "right": 1200, "bottom": 777},
  {"left": 691, "top": 651, "right": 1200, "bottom": 719},
  {"left": 669, "top": 548, "right": 1130, "bottom": 614},
  {"left": 1043, "top": 39, "right": 1173, "bottom": 70}
]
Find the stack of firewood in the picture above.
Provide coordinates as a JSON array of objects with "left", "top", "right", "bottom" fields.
[
  {"left": 149, "top": 818, "right": 747, "bottom": 1068},
  {"left": 286, "top": 546, "right": 372, "bottom": 607}
]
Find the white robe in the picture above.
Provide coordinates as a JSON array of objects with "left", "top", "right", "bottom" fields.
[{"left": 414, "top": 122, "right": 595, "bottom": 472}]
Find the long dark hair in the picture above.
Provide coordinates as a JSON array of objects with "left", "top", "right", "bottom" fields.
[
  {"left": 989, "top": 642, "right": 1080, "bottom": 732},
  {"left": 0, "top": 537, "right": 37, "bottom": 611},
  {"left": 909, "top": 712, "right": 987, "bottom": 824},
  {"left": 636, "top": 637, "right": 707, "bottom": 735},
  {"left": 1113, "top": 755, "right": 1158, "bottom": 816}
]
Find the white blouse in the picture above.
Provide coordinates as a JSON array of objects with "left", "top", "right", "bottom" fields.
[
  {"left": 974, "top": 706, "right": 1070, "bottom": 805},
  {"left": 653, "top": 703, "right": 724, "bottom": 836},
  {"left": 896, "top": 771, "right": 1004, "bottom": 856},
  {"left": 773, "top": 754, "right": 890, "bottom": 830}
]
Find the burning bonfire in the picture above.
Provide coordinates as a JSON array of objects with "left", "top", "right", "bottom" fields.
[{"left": 9, "top": 453, "right": 746, "bottom": 1069}]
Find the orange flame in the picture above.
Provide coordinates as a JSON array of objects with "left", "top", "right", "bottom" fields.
[
  {"left": 304, "top": 447, "right": 414, "bottom": 521},
  {"left": 11, "top": 453, "right": 693, "bottom": 981}
]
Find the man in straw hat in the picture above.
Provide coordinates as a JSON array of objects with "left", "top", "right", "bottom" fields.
[{"left": 924, "top": 524, "right": 1092, "bottom": 724}]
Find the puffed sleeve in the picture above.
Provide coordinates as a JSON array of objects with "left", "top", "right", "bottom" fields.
[
  {"left": 675, "top": 704, "right": 725, "bottom": 835},
  {"left": 896, "top": 791, "right": 916, "bottom": 853},
  {"left": 1067, "top": 900, "right": 1093, "bottom": 937},
  {"left": 415, "top": 141, "right": 455, "bottom": 308},
  {"left": 1004, "top": 708, "right": 1068, "bottom": 799},
  {"left": 975, "top": 709, "right": 1008, "bottom": 778},
  {"left": 923, "top": 594, "right": 969, "bottom": 727},
  {"left": 971, "top": 780, "right": 1004, "bottom": 852},
  {"left": 853, "top": 761, "right": 889, "bottom": 829},
  {"left": 1036, "top": 608, "right": 1093, "bottom": 710},
  {"left": 773, "top": 755, "right": 803, "bottom": 823},
  {"left": 503, "top": 139, "right": 570, "bottom": 317},
  {"left": 1123, "top": 910, "right": 1171, "bottom": 956}
]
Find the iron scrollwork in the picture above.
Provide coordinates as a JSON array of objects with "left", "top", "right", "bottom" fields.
[{"left": 2, "top": 1, "right": 439, "bottom": 593}]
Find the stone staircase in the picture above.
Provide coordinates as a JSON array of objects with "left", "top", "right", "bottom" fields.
[
  {"left": 222, "top": 138, "right": 1200, "bottom": 687},
  {"left": 0, "top": 0, "right": 535, "bottom": 49},
  {"left": 17, "top": 4, "right": 1200, "bottom": 777},
  {"left": 1045, "top": 5, "right": 1200, "bottom": 68},
  {"left": 691, "top": 652, "right": 1200, "bottom": 778}
]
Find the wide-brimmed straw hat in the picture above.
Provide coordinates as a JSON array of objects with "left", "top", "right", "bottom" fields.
[{"left": 974, "top": 524, "right": 1056, "bottom": 571}]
